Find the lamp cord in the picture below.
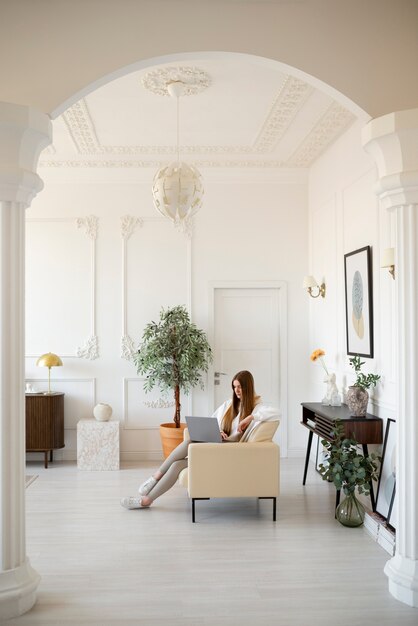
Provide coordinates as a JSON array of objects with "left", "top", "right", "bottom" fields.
[{"left": 176, "top": 93, "right": 180, "bottom": 166}]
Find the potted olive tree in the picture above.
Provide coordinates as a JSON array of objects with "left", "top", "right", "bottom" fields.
[
  {"left": 133, "top": 305, "right": 212, "bottom": 457},
  {"left": 319, "top": 420, "right": 380, "bottom": 526},
  {"left": 346, "top": 355, "right": 381, "bottom": 416}
]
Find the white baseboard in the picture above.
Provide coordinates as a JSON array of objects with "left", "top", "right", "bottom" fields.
[
  {"left": 120, "top": 452, "right": 164, "bottom": 462},
  {"left": 286, "top": 448, "right": 306, "bottom": 458}
]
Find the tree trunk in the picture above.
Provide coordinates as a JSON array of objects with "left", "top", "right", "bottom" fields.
[{"left": 174, "top": 384, "right": 181, "bottom": 428}]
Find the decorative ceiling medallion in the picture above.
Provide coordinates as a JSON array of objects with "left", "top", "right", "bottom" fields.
[{"left": 142, "top": 66, "right": 211, "bottom": 97}]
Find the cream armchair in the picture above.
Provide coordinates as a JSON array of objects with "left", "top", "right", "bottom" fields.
[{"left": 179, "top": 421, "right": 280, "bottom": 522}]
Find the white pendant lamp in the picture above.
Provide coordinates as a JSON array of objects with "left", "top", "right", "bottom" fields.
[
  {"left": 143, "top": 67, "right": 210, "bottom": 234},
  {"left": 152, "top": 80, "right": 203, "bottom": 233}
]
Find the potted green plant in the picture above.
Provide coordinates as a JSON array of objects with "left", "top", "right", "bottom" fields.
[
  {"left": 346, "top": 355, "right": 381, "bottom": 416},
  {"left": 133, "top": 305, "right": 212, "bottom": 457},
  {"left": 319, "top": 419, "right": 380, "bottom": 526}
]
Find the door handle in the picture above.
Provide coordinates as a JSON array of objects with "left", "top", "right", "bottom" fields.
[{"left": 214, "top": 372, "right": 227, "bottom": 378}]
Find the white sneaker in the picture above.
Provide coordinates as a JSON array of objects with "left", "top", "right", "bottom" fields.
[
  {"left": 120, "top": 496, "right": 147, "bottom": 510},
  {"left": 138, "top": 476, "right": 158, "bottom": 496}
]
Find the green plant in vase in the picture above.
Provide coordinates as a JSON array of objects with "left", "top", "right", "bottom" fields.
[
  {"left": 346, "top": 355, "right": 381, "bottom": 416},
  {"left": 319, "top": 419, "right": 380, "bottom": 526},
  {"left": 133, "top": 305, "right": 213, "bottom": 457}
]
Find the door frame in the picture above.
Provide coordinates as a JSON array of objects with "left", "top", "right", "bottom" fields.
[{"left": 208, "top": 280, "right": 288, "bottom": 457}]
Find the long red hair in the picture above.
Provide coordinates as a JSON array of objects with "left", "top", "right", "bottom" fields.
[{"left": 221, "top": 370, "right": 259, "bottom": 435}]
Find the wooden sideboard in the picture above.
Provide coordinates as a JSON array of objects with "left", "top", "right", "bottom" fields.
[
  {"left": 26, "top": 393, "right": 65, "bottom": 468},
  {"left": 301, "top": 402, "right": 383, "bottom": 511}
]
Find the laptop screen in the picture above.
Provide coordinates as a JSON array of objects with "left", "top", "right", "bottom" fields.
[{"left": 185, "top": 416, "right": 223, "bottom": 443}]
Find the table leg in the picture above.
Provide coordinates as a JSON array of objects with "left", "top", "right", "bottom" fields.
[
  {"left": 302, "top": 430, "right": 314, "bottom": 485},
  {"left": 335, "top": 489, "right": 341, "bottom": 518},
  {"left": 44, "top": 451, "right": 48, "bottom": 469}
]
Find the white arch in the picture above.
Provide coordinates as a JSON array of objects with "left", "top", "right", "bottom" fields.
[{"left": 51, "top": 50, "right": 370, "bottom": 122}]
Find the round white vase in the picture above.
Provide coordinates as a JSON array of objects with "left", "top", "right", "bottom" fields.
[{"left": 93, "top": 403, "right": 113, "bottom": 422}]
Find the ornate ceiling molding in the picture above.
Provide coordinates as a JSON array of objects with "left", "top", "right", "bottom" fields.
[
  {"left": 38, "top": 158, "right": 286, "bottom": 168},
  {"left": 253, "top": 76, "right": 313, "bottom": 153},
  {"left": 286, "top": 101, "right": 355, "bottom": 167},
  {"left": 41, "top": 74, "right": 354, "bottom": 169},
  {"left": 53, "top": 75, "right": 314, "bottom": 159},
  {"left": 63, "top": 99, "right": 101, "bottom": 154},
  {"left": 142, "top": 66, "right": 211, "bottom": 97}
]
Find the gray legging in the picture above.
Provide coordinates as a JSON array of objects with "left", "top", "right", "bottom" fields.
[{"left": 147, "top": 439, "right": 190, "bottom": 501}]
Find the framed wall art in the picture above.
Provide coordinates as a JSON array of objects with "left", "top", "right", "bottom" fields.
[
  {"left": 344, "top": 245, "right": 374, "bottom": 358},
  {"left": 376, "top": 418, "right": 397, "bottom": 530}
]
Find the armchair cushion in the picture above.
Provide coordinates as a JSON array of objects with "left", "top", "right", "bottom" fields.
[
  {"left": 186, "top": 441, "right": 279, "bottom": 498},
  {"left": 240, "top": 419, "right": 280, "bottom": 443}
]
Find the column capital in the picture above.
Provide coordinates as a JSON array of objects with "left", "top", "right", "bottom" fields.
[
  {"left": 362, "top": 107, "right": 418, "bottom": 209},
  {"left": 0, "top": 102, "right": 51, "bottom": 206}
]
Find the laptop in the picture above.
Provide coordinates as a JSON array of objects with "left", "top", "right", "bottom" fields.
[{"left": 185, "top": 416, "right": 223, "bottom": 443}]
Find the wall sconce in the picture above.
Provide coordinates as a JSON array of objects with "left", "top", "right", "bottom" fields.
[
  {"left": 303, "top": 275, "right": 326, "bottom": 299},
  {"left": 381, "top": 247, "right": 395, "bottom": 280}
]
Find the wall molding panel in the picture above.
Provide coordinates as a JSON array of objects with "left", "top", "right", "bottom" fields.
[
  {"left": 76, "top": 215, "right": 99, "bottom": 359},
  {"left": 121, "top": 215, "right": 143, "bottom": 360},
  {"left": 120, "top": 215, "right": 191, "bottom": 361},
  {"left": 26, "top": 217, "right": 99, "bottom": 359}
]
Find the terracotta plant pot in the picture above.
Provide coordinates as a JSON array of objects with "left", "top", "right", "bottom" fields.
[
  {"left": 159, "top": 422, "right": 187, "bottom": 458},
  {"left": 346, "top": 386, "right": 369, "bottom": 417}
]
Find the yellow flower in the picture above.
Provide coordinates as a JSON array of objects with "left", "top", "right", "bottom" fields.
[
  {"left": 310, "top": 349, "right": 325, "bottom": 362},
  {"left": 310, "top": 348, "right": 329, "bottom": 374}
]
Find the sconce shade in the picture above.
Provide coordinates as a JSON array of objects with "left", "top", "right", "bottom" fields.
[
  {"left": 302, "top": 275, "right": 318, "bottom": 289},
  {"left": 36, "top": 352, "right": 63, "bottom": 368},
  {"left": 303, "top": 275, "right": 326, "bottom": 298},
  {"left": 381, "top": 247, "right": 395, "bottom": 268}
]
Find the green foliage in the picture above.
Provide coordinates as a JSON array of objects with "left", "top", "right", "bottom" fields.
[
  {"left": 133, "top": 306, "right": 213, "bottom": 425},
  {"left": 349, "top": 355, "right": 381, "bottom": 390},
  {"left": 318, "top": 419, "right": 380, "bottom": 497}
]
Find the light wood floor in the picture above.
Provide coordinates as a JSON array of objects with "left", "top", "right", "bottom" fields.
[{"left": 7, "top": 458, "right": 418, "bottom": 625}]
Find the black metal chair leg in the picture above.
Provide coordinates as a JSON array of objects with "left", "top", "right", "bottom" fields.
[
  {"left": 259, "top": 497, "right": 277, "bottom": 521},
  {"left": 192, "top": 498, "right": 210, "bottom": 523}
]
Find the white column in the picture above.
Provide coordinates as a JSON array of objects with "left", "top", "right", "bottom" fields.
[
  {"left": 363, "top": 108, "right": 418, "bottom": 607},
  {"left": 0, "top": 102, "right": 51, "bottom": 619}
]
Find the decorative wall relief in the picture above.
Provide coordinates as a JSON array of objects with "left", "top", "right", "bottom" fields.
[
  {"left": 76, "top": 215, "right": 99, "bottom": 359},
  {"left": 25, "top": 217, "right": 97, "bottom": 358},
  {"left": 121, "top": 215, "right": 143, "bottom": 360},
  {"left": 120, "top": 215, "right": 191, "bottom": 365}
]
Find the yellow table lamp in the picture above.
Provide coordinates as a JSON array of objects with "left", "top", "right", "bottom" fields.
[{"left": 36, "top": 352, "right": 63, "bottom": 395}]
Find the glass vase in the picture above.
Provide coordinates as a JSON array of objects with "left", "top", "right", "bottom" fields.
[{"left": 336, "top": 492, "right": 365, "bottom": 527}]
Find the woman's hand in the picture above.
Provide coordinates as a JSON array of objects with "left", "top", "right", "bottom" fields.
[
  {"left": 237, "top": 415, "right": 254, "bottom": 433},
  {"left": 220, "top": 431, "right": 229, "bottom": 440}
]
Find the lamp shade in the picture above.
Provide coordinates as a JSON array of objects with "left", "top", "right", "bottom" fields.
[
  {"left": 302, "top": 275, "right": 318, "bottom": 289},
  {"left": 152, "top": 162, "right": 204, "bottom": 229},
  {"left": 36, "top": 352, "right": 63, "bottom": 368},
  {"left": 381, "top": 247, "right": 395, "bottom": 268}
]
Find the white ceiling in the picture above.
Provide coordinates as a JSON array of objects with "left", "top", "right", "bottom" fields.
[{"left": 40, "top": 57, "right": 356, "bottom": 170}]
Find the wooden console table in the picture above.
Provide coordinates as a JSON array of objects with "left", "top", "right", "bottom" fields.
[
  {"left": 301, "top": 402, "right": 383, "bottom": 511},
  {"left": 26, "top": 393, "right": 65, "bottom": 468}
]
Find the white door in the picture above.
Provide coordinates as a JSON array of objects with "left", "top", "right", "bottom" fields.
[{"left": 211, "top": 285, "right": 286, "bottom": 454}]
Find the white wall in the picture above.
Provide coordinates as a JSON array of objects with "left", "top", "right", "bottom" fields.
[
  {"left": 307, "top": 120, "right": 397, "bottom": 494},
  {"left": 308, "top": 119, "right": 396, "bottom": 416},
  {"left": 25, "top": 167, "right": 310, "bottom": 460}
]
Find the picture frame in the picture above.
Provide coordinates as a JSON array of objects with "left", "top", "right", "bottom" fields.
[
  {"left": 344, "top": 245, "right": 374, "bottom": 358},
  {"left": 376, "top": 418, "right": 397, "bottom": 530}
]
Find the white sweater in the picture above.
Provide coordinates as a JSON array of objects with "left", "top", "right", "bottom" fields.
[{"left": 212, "top": 398, "right": 280, "bottom": 436}]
